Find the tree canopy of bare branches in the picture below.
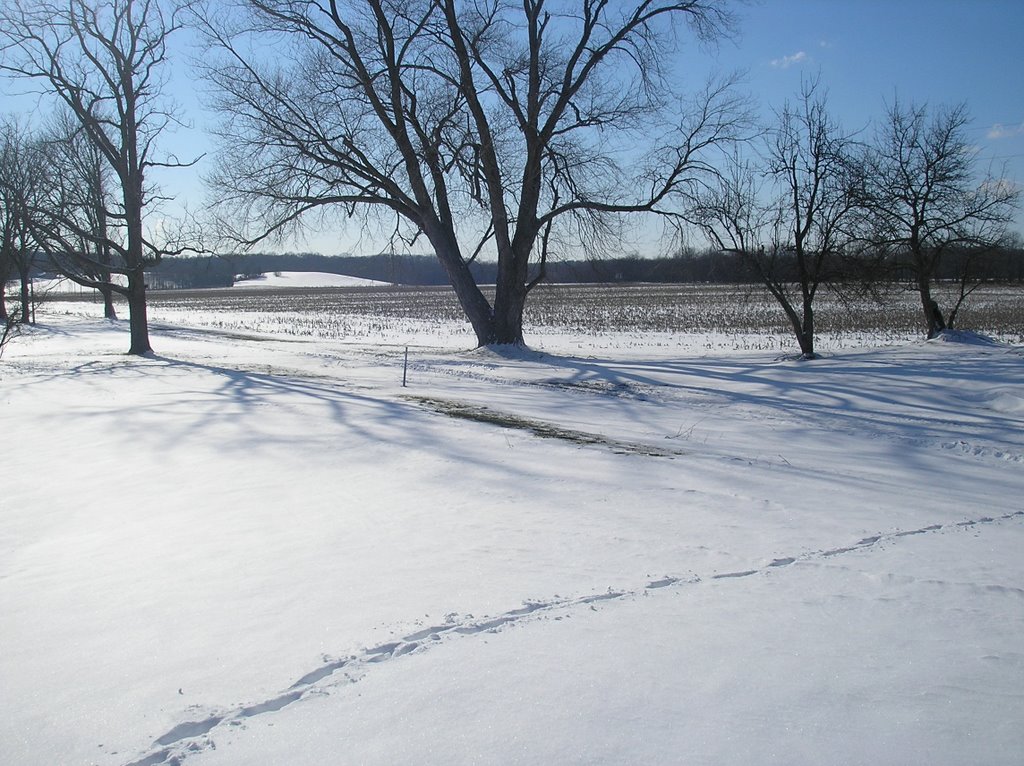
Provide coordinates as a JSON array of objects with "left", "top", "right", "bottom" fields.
[
  {"left": 863, "top": 100, "right": 1020, "bottom": 338},
  {"left": 692, "top": 80, "right": 859, "bottom": 358},
  {"left": 0, "top": 0, "right": 196, "bottom": 354},
  {"left": 0, "top": 118, "right": 46, "bottom": 325},
  {"left": 197, "top": 0, "right": 747, "bottom": 345}
]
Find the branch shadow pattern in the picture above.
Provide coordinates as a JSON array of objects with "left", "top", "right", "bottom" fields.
[{"left": 413, "top": 342, "right": 1024, "bottom": 465}]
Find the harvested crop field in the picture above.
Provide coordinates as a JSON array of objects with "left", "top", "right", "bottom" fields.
[{"left": 44, "top": 281, "right": 1024, "bottom": 352}]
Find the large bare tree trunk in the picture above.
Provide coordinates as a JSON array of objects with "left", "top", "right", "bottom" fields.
[
  {"left": 126, "top": 267, "right": 151, "bottom": 354},
  {"left": 443, "top": 260, "right": 493, "bottom": 347},
  {"left": 426, "top": 223, "right": 493, "bottom": 346},
  {"left": 492, "top": 252, "right": 529, "bottom": 346},
  {"left": 492, "top": 287, "right": 527, "bottom": 346},
  {"left": 124, "top": 178, "right": 151, "bottom": 354}
]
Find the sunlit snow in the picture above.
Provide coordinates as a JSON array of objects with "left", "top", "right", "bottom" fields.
[
  {"left": 231, "top": 271, "right": 390, "bottom": 288},
  {"left": 2, "top": 308, "right": 1022, "bottom": 766}
]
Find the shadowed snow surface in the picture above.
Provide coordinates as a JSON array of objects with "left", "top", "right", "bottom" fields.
[{"left": 2, "top": 314, "right": 1022, "bottom": 766}]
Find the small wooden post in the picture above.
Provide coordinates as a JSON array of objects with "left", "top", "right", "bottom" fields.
[{"left": 402, "top": 346, "right": 409, "bottom": 387}]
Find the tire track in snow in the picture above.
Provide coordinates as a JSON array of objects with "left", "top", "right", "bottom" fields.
[{"left": 123, "top": 509, "right": 1023, "bottom": 766}]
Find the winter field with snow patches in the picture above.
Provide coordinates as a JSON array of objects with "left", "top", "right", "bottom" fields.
[
  {"left": 42, "top": 276, "right": 1024, "bottom": 353},
  {"left": 3, "top": 286, "right": 1024, "bottom": 766}
]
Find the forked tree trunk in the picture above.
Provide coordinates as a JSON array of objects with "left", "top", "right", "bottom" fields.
[
  {"left": 779, "top": 295, "right": 816, "bottom": 358},
  {"left": 428, "top": 226, "right": 494, "bottom": 346},
  {"left": 787, "top": 316, "right": 815, "bottom": 358},
  {"left": 917, "top": 275, "right": 946, "bottom": 339}
]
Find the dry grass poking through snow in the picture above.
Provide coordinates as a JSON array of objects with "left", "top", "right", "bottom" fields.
[{"left": 42, "top": 281, "right": 1024, "bottom": 352}]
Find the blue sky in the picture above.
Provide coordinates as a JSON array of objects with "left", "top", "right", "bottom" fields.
[
  {"left": 694, "top": 0, "right": 1024, "bottom": 230},
  {"left": 715, "top": 0, "right": 1024, "bottom": 145},
  {"left": 7, "top": 0, "right": 1024, "bottom": 254}
]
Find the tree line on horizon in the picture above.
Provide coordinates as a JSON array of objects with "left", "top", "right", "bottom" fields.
[
  {"left": 0, "top": 0, "right": 1020, "bottom": 357},
  {"left": 129, "top": 244, "right": 1024, "bottom": 291}
]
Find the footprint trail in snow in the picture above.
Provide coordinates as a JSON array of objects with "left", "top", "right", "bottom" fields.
[{"left": 124, "top": 509, "right": 1023, "bottom": 766}]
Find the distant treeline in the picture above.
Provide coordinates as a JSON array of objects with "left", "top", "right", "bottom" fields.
[{"left": 145, "top": 246, "right": 1024, "bottom": 290}]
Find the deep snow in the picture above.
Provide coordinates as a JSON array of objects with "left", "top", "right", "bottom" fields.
[{"left": 2, "top": 311, "right": 1022, "bottom": 766}]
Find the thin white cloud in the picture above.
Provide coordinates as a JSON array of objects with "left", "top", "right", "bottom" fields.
[
  {"left": 987, "top": 122, "right": 1024, "bottom": 140},
  {"left": 979, "top": 177, "right": 1020, "bottom": 196},
  {"left": 770, "top": 51, "right": 807, "bottom": 69}
]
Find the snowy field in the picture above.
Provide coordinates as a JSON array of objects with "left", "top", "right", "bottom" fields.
[
  {"left": 231, "top": 271, "right": 390, "bottom": 288},
  {"left": 2, "top": 300, "right": 1023, "bottom": 766},
  {"left": 39, "top": 274, "right": 1024, "bottom": 355}
]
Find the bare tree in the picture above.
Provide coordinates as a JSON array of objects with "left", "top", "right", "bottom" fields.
[
  {"left": 197, "top": 0, "right": 746, "bottom": 346},
  {"left": 0, "top": 0, "right": 196, "bottom": 354},
  {"left": 37, "top": 112, "right": 124, "bottom": 320},
  {"left": 863, "top": 100, "right": 1020, "bottom": 338},
  {"left": 693, "top": 81, "right": 858, "bottom": 358},
  {"left": 0, "top": 117, "right": 46, "bottom": 327},
  {"left": 0, "top": 126, "right": 17, "bottom": 324}
]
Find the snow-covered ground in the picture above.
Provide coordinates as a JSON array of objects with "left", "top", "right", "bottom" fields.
[
  {"left": 232, "top": 271, "right": 390, "bottom": 288},
  {"left": 2, "top": 310, "right": 1023, "bottom": 766}
]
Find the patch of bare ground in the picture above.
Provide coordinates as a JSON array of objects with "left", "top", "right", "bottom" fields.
[{"left": 408, "top": 395, "right": 683, "bottom": 457}]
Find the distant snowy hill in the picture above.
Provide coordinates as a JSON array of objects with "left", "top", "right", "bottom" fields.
[{"left": 232, "top": 271, "right": 390, "bottom": 288}]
